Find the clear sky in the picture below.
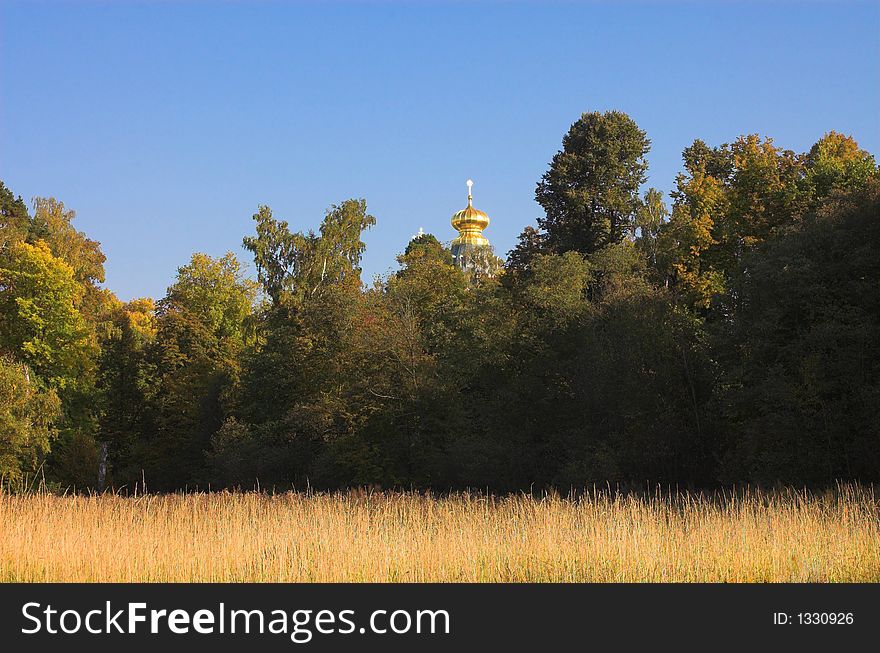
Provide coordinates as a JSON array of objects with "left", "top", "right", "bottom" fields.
[{"left": 2, "top": 1, "right": 878, "bottom": 301}]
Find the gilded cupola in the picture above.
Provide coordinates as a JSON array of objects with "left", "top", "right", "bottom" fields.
[{"left": 451, "top": 179, "right": 491, "bottom": 269}]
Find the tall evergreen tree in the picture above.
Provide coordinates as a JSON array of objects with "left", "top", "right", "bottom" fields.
[{"left": 536, "top": 111, "right": 650, "bottom": 256}]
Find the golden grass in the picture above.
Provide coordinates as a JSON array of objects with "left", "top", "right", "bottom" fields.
[{"left": 1, "top": 486, "right": 878, "bottom": 582}]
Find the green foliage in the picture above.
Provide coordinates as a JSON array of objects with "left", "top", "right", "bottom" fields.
[
  {"left": 519, "top": 251, "right": 591, "bottom": 324},
  {"left": 0, "top": 357, "right": 60, "bottom": 481},
  {"left": 0, "top": 181, "right": 30, "bottom": 248},
  {"left": 391, "top": 236, "right": 469, "bottom": 353},
  {"left": 468, "top": 241, "right": 714, "bottom": 489},
  {"left": 243, "top": 199, "right": 375, "bottom": 305},
  {"left": 95, "top": 298, "right": 157, "bottom": 485},
  {"left": 29, "top": 197, "right": 106, "bottom": 287},
  {"left": 536, "top": 110, "right": 650, "bottom": 256},
  {"left": 213, "top": 201, "right": 379, "bottom": 488},
  {"left": 0, "top": 240, "right": 94, "bottom": 389},
  {"left": 659, "top": 155, "right": 728, "bottom": 308},
  {"left": 403, "top": 233, "right": 448, "bottom": 262},
  {"left": 3, "top": 119, "right": 878, "bottom": 492},
  {"left": 134, "top": 252, "right": 258, "bottom": 489},
  {"left": 802, "top": 131, "right": 878, "bottom": 201},
  {"left": 720, "top": 181, "right": 880, "bottom": 484},
  {"left": 0, "top": 187, "right": 117, "bottom": 489},
  {"left": 658, "top": 131, "right": 877, "bottom": 313},
  {"left": 635, "top": 187, "right": 669, "bottom": 278},
  {"left": 505, "top": 225, "right": 547, "bottom": 281},
  {"left": 241, "top": 205, "right": 298, "bottom": 305},
  {"left": 163, "top": 252, "right": 258, "bottom": 351}
]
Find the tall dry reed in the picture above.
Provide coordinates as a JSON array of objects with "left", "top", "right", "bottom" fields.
[{"left": 1, "top": 486, "right": 877, "bottom": 582}]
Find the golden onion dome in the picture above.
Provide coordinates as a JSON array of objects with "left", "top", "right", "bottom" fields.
[{"left": 451, "top": 179, "right": 490, "bottom": 248}]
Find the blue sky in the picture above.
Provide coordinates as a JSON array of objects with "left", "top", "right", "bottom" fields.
[{"left": 2, "top": 1, "right": 878, "bottom": 301}]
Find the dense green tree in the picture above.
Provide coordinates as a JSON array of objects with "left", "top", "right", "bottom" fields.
[
  {"left": 336, "top": 237, "right": 474, "bottom": 487},
  {"left": 162, "top": 252, "right": 258, "bottom": 351},
  {"left": 466, "top": 242, "right": 714, "bottom": 490},
  {"left": 4, "top": 122, "right": 878, "bottom": 493},
  {"left": 141, "top": 253, "right": 257, "bottom": 489},
  {"left": 29, "top": 197, "right": 106, "bottom": 289},
  {"left": 240, "top": 205, "right": 298, "bottom": 305},
  {"left": 0, "top": 240, "right": 95, "bottom": 389},
  {"left": 720, "top": 181, "right": 880, "bottom": 484},
  {"left": 0, "top": 356, "right": 60, "bottom": 483},
  {"left": 389, "top": 235, "right": 469, "bottom": 354},
  {"left": 660, "top": 136, "right": 804, "bottom": 311},
  {"left": 403, "top": 232, "right": 449, "bottom": 261},
  {"left": 216, "top": 287, "right": 359, "bottom": 488},
  {"left": 801, "top": 131, "right": 877, "bottom": 203},
  {"left": 0, "top": 181, "right": 30, "bottom": 248},
  {"left": 0, "top": 234, "right": 105, "bottom": 489},
  {"left": 316, "top": 284, "right": 448, "bottom": 487},
  {"left": 95, "top": 298, "right": 157, "bottom": 486},
  {"left": 505, "top": 225, "right": 547, "bottom": 281},
  {"left": 659, "top": 131, "right": 876, "bottom": 316},
  {"left": 635, "top": 187, "right": 670, "bottom": 281},
  {"left": 243, "top": 199, "right": 375, "bottom": 305},
  {"left": 535, "top": 111, "right": 650, "bottom": 256},
  {"left": 213, "top": 201, "right": 376, "bottom": 488},
  {"left": 518, "top": 251, "right": 592, "bottom": 324},
  {"left": 659, "top": 153, "right": 728, "bottom": 309}
]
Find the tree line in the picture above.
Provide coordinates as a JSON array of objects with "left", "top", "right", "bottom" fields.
[{"left": 2, "top": 111, "right": 878, "bottom": 492}]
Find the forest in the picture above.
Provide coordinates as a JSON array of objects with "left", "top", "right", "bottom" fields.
[{"left": 1, "top": 111, "right": 878, "bottom": 493}]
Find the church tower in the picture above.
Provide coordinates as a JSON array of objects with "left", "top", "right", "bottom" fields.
[{"left": 450, "top": 179, "right": 492, "bottom": 270}]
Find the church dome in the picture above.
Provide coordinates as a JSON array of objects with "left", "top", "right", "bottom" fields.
[{"left": 451, "top": 179, "right": 490, "bottom": 247}]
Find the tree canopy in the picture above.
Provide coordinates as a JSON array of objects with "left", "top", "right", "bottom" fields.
[
  {"left": 535, "top": 110, "right": 650, "bottom": 256},
  {"left": 1, "top": 113, "right": 877, "bottom": 492}
]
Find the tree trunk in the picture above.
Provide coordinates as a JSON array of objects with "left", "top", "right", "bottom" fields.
[{"left": 97, "top": 442, "right": 108, "bottom": 492}]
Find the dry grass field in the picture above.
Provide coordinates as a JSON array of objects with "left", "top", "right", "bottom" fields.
[{"left": 1, "top": 486, "right": 878, "bottom": 582}]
